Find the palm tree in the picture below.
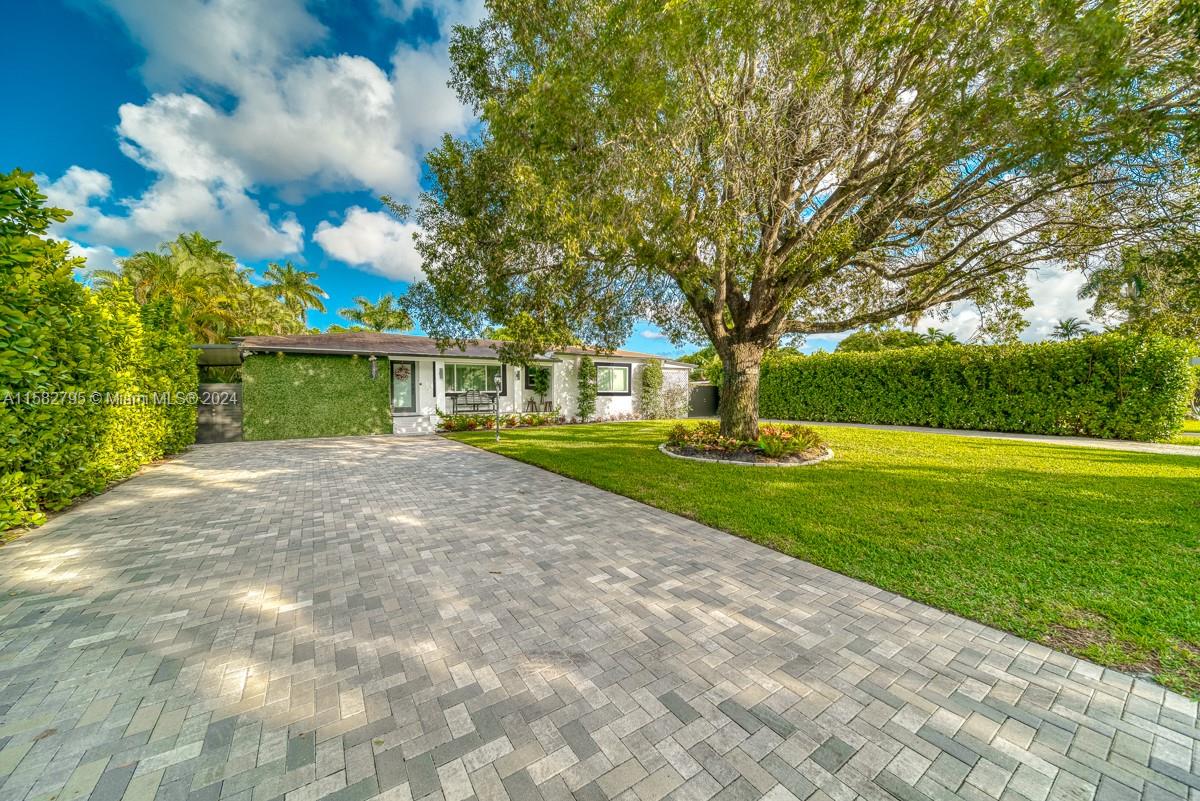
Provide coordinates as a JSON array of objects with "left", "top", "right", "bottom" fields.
[
  {"left": 237, "top": 285, "right": 302, "bottom": 336},
  {"left": 263, "top": 262, "right": 326, "bottom": 325},
  {"left": 1050, "top": 317, "right": 1092, "bottom": 341},
  {"left": 339, "top": 294, "right": 413, "bottom": 332},
  {"left": 922, "top": 327, "right": 959, "bottom": 345},
  {"left": 94, "top": 232, "right": 305, "bottom": 343}
]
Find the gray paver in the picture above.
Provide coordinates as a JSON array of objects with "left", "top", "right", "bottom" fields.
[{"left": 0, "top": 436, "right": 1194, "bottom": 801}]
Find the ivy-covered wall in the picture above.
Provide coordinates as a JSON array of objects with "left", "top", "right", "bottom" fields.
[
  {"left": 242, "top": 353, "right": 392, "bottom": 441},
  {"left": 758, "top": 334, "right": 1197, "bottom": 442}
]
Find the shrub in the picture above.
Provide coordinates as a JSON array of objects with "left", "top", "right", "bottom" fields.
[
  {"left": 1192, "top": 367, "right": 1200, "bottom": 418},
  {"left": 437, "top": 409, "right": 563, "bottom": 431},
  {"left": 759, "top": 334, "right": 1196, "bottom": 442},
  {"left": 94, "top": 288, "right": 198, "bottom": 477},
  {"left": 666, "top": 421, "right": 738, "bottom": 452},
  {"left": 577, "top": 356, "right": 597, "bottom": 421},
  {"left": 639, "top": 358, "right": 664, "bottom": 418},
  {"left": 666, "top": 421, "right": 824, "bottom": 458},
  {"left": 836, "top": 329, "right": 926, "bottom": 352},
  {"left": 0, "top": 171, "right": 197, "bottom": 532},
  {"left": 756, "top": 423, "right": 823, "bottom": 458},
  {"left": 660, "top": 382, "right": 690, "bottom": 418}
]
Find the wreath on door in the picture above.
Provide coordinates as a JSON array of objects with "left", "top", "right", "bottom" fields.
[{"left": 392, "top": 364, "right": 411, "bottom": 381}]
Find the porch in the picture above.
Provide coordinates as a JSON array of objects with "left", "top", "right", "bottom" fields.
[{"left": 388, "top": 356, "right": 558, "bottom": 434}]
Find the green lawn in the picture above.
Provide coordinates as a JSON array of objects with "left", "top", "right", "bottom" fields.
[
  {"left": 449, "top": 421, "right": 1200, "bottom": 695},
  {"left": 1175, "top": 419, "right": 1200, "bottom": 446}
]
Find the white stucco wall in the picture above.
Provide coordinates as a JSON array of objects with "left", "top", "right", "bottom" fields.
[
  {"left": 390, "top": 353, "right": 691, "bottom": 432},
  {"left": 551, "top": 357, "right": 692, "bottom": 419}
]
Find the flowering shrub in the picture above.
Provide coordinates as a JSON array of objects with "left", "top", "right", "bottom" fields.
[
  {"left": 666, "top": 421, "right": 742, "bottom": 452},
  {"left": 756, "top": 424, "right": 824, "bottom": 457},
  {"left": 666, "top": 421, "right": 824, "bottom": 460},
  {"left": 439, "top": 408, "right": 676, "bottom": 432},
  {"left": 437, "top": 409, "right": 564, "bottom": 431}
]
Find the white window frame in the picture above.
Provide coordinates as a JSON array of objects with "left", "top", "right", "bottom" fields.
[
  {"left": 595, "top": 362, "right": 631, "bottom": 396},
  {"left": 444, "top": 363, "right": 507, "bottom": 395}
]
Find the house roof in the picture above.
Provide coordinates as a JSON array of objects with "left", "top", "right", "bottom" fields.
[{"left": 236, "top": 332, "right": 692, "bottom": 367}]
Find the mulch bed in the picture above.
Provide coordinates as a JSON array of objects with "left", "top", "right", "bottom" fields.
[{"left": 662, "top": 443, "right": 831, "bottom": 466}]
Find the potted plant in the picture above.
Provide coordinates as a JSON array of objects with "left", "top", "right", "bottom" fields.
[{"left": 530, "top": 366, "right": 551, "bottom": 410}]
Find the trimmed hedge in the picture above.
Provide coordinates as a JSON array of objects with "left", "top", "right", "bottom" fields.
[
  {"left": 758, "top": 334, "right": 1196, "bottom": 442},
  {"left": 1, "top": 170, "right": 197, "bottom": 532},
  {"left": 242, "top": 353, "right": 391, "bottom": 440}
]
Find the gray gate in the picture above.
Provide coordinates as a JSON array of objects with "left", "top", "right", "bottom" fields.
[
  {"left": 688, "top": 383, "right": 718, "bottom": 417},
  {"left": 196, "top": 383, "right": 242, "bottom": 443}
]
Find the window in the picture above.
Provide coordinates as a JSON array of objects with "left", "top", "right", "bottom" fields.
[
  {"left": 595, "top": 363, "right": 631, "bottom": 395},
  {"left": 444, "top": 363, "right": 506, "bottom": 395},
  {"left": 524, "top": 366, "right": 551, "bottom": 391}
]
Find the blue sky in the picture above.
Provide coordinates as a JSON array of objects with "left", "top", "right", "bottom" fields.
[{"left": 4, "top": 0, "right": 1092, "bottom": 355}]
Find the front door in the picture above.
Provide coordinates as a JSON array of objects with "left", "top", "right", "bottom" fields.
[{"left": 392, "top": 361, "right": 416, "bottom": 412}]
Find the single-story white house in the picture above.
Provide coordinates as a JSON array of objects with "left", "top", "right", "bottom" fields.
[{"left": 238, "top": 332, "right": 691, "bottom": 435}]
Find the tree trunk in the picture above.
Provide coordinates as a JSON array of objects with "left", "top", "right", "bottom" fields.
[{"left": 718, "top": 342, "right": 764, "bottom": 440}]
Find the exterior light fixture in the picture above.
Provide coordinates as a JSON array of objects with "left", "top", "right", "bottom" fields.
[
  {"left": 368, "top": 355, "right": 378, "bottom": 379},
  {"left": 494, "top": 372, "right": 502, "bottom": 441}
]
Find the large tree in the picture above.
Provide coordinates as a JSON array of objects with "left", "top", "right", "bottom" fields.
[
  {"left": 1080, "top": 242, "right": 1200, "bottom": 340},
  {"left": 408, "top": 0, "right": 1200, "bottom": 438}
]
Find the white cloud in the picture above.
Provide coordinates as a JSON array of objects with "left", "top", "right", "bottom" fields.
[
  {"left": 313, "top": 207, "right": 424, "bottom": 282},
  {"left": 41, "top": 160, "right": 304, "bottom": 260},
  {"left": 93, "top": 1, "right": 472, "bottom": 200},
  {"left": 916, "top": 266, "right": 1095, "bottom": 342},
  {"left": 66, "top": 241, "right": 121, "bottom": 279},
  {"left": 44, "top": 1, "right": 475, "bottom": 263},
  {"left": 103, "top": 0, "right": 327, "bottom": 91},
  {"left": 376, "top": 0, "right": 487, "bottom": 29},
  {"left": 1020, "top": 267, "right": 1094, "bottom": 340},
  {"left": 40, "top": 166, "right": 112, "bottom": 213},
  {"left": 640, "top": 329, "right": 668, "bottom": 340}
]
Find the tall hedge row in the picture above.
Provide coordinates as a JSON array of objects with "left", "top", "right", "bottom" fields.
[
  {"left": 758, "top": 334, "right": 1196, "bottom": 441},
  {"left": 242, "top": 353, "right": 391, "bottom": 440},
  {"left": 1, "top": 171, "right": 197, "bottom": 533}
]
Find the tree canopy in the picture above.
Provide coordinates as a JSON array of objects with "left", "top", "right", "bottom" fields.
[
  {"left": 338, "top": 294, "right": 414, "bottom": 332},
  {"left": 264, "top": 262, "right": 327, "bottom": 326},
  {"left": 1050, "top": 317, "right": 1094, "bottom": 341},
  {"left": 94, "top": 233, "right": 309, "bottom": 343},
  {"left": 836, "top": 328, "right": 960, "bottom": 352},
  {"left": 1081, "top": 243, "right": 1200, "bottom": 340},
  {"left": 407, "top": 0, "right": 1200, "bottom": 437}
]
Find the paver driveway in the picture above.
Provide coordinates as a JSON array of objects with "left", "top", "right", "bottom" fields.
[{"left": 0, "top": 437, "right": 1196, "bottom": 801}]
